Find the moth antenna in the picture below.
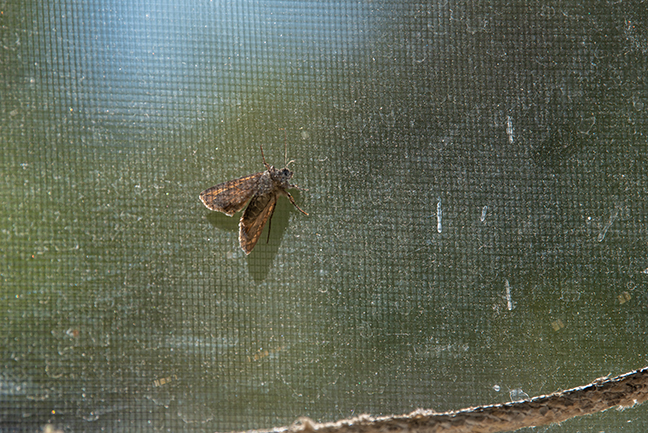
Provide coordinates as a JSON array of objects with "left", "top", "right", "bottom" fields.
[
  {"left": 286, "top": 159, "right": 295, "bottom": 167},
  {"left": 280, "top": 128, "right": 288, "bottom": 167},
  {"left": 260, "top": 144, "right": 270, "bottom": 170}
]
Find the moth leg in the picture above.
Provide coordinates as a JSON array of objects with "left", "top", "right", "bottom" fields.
[
  {"left": 289, "top": 183, "right": 308, "bottom": 191},
  {"left": 266, "top": 211, "right": 273, "bottom": 243},
  {"left": 285, "top": 191, "right": 309, "bottom": 215}
]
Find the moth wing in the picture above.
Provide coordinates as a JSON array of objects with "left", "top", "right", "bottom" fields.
[
  {"left": 199, "top": 173, "right": 263, "bottom": 216},
  {"left": 239, "top": 192, "right": 277, "bottom": 254}
]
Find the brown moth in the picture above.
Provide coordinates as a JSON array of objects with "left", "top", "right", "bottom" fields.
[{"left": 199, "top": 144, "right": 308, "bottom": 255}]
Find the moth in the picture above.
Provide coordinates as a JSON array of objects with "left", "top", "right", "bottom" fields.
[{"left": 199, "top": 144, "right": 308, "bottom": 255}]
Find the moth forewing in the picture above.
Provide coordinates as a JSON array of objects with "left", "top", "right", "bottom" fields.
[
  {"left": 199, "top": 173, "right": 262, "bottom": 216},
  {"left": 239, "top": 192, "right": 277, "bottom": 254}
]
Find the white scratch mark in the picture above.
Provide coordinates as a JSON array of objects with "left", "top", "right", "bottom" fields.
[
  {"left": 597, "top": 207, "right": 619, "bottom": 242},
  {"left": 480, "top": 205, "right": 488, "bottom": 222},
  {"left": 505, "top": 279, "right": 514, "bottom": 311},
  {"left": 506, "top": 116, "right": 514, "bottom": 144},
  {"left": 437, "top": 198, "right": 442, "bottom": 233}
]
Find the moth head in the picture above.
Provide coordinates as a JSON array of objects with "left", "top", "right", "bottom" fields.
[
  {"left": 271, "top": 167, "right": 294, "bottom": 184},
  {"left": 281, "top": 167, "right": 293, "bottom": 178}
]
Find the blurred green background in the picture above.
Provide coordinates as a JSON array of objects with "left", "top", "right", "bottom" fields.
[{"left": 2, "top": 1, "right": 647, "bottom": 432}]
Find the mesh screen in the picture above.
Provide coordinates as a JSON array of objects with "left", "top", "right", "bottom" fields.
[{"left": 2, "top": 1, "right": 648, "bottom": 432}]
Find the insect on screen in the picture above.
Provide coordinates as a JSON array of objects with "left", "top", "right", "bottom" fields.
[{"left": 1, "top": 1, "right": 647, "bottom": 432}]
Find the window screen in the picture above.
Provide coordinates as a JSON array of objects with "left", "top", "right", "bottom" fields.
[{"left": 2, "top": 1, "right": 647, "bottom": 432}]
